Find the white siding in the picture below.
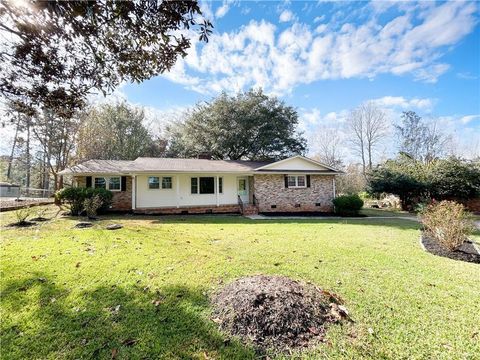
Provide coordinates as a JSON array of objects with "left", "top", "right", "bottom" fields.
[
  {"left": 135, "top": 173, "right": 242, "bottom": 208},
  {"left": 260, "top": 157, "right": 330, "bottom": 171}
]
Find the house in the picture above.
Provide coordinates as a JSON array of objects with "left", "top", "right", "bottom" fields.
[
  {"left": 59, "top": 155, "right": 342, "bottom": 215},
  {"left": 0, "top": 182, "right": 20, "bottom": 198}
]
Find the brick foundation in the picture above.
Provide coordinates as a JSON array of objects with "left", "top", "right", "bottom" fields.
[
  {"left": 133, "top": 204, "right": 240, "bottom": 215},
  {"left": 254, "top": 174, "right": 335, "bottom": 213}
]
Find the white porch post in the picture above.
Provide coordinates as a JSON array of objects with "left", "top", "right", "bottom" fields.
[
  {"left": 176, "top": 175, "right": 180, "bottom": 208},
  {"left": 332, "top": 177, "right": 336, "bottom": 198},
  {"left": 216, "top": 175, "right": 219, "bottom": 207},
  {"left": 131, "top": 175, "right": 136, "bottom": 210}
]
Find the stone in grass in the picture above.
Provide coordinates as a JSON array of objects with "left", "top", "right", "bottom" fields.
[
  {"left": 106, "top": 224, "right": 123, "bottom": 230},
  {"left": 74, "top": 222, "right": 93, "bottom": 229},
  {"left": 211, "top": 275, "right": 350, "bottom": 353}
]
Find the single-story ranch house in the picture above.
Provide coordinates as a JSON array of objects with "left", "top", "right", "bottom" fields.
[{"left": 60, "top": 155, "right": 342, "bottom": 215}]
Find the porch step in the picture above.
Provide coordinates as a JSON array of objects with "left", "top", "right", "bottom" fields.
[{"left": 242, "top": 204, "right": 259, "bottom": 216}]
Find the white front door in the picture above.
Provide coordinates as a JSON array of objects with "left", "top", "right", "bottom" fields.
[{"left": 237, "top": 177, "right": 249, "bottom": 204}]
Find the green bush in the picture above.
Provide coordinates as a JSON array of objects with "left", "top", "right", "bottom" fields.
[
  {"left": 333, "top": 194, "right": 364, "bottom": 216},
  {"left": 84, "top": 195, "right": 103, "bottom": 219},
  {"left": 421, "top": 200, "right": 474, "bottom": 251},
  {"left": 85, "top": 188, "right": 113, "bottom": 212},
  {"left": 56, "top": 187, "right": 87, "bottom": 215},
  {"left": 56, "top": 187, "right": 113, "bottom": 215}
]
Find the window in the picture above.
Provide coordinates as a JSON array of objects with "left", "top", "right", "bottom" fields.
[
  {"left": 109, "top": 177, "right": 121, "bottom": 191},
  {"left": 162, "top": 177, "right": 172, "bottom": 189},
  {"left": 200, "top": 177, "right": 215, "bottom": 194},
  {"left": 148, "top": 176, "right": 160, "bottom": 189},
  {"left": 287, "top": 175, "right": 306, "bottom": 188},
  {"left": 191, "top": 177, "right": 198, "bottom": 194},
  {"left": 191, "top": 177, "right": 215, "bottom": 194},
  {"left": 218, "top": 177, "right": 223, "bottom": 194},
  {"left": 94, "top": 177, "right": 106, "bottom": 189}
]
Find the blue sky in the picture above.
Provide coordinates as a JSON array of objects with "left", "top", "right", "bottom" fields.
[{"left": 119, "top": 1, "right": 480, "bottom": 158}]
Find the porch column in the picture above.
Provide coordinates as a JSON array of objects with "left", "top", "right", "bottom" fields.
[
  {"left": 176, "top": 175, "right": 180, "bottom": 208},
  {"left": 332, "top": 177, "right": 336, "bottom": 198},
  {"left": 216, "top": 175, "right": 219, "bottom": 207},
  {"left": 131, "top": 175, "right": 136, "bottom": 210}
]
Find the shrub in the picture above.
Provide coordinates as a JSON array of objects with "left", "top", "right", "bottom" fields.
[
  {"left": 14, "top": 206, "right": 32, "bottom": 225},
  {"left": 333, "top": 194, "right": 364, "bottom": 216},
  {"left": 55, "top": 187, "right": 113, "bottom": 215},
  {"left": 84, "top": 188, "right": 113, "bottom": 212},
  {"left": 84, "top": 195, "right": 103, "bottom": 219},
  {"left": 421, "top": 201, "right": 474, "bottom": 251},
  {"left": 55, "top": 187, "right": 86, "bottom": 215}
]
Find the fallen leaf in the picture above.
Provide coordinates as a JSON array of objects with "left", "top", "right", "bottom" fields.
[
  {"left": 122, "top": 338, "right": 137, "bottom": 347},
  {"left": 368, "top": 327, "right": 374, "bottom": 335},
  {"left": 75, "top": 262, "right": 81, "bottom": 268},
  {"left": 111, "top": 348, "right": 118, "bottom": 359}
]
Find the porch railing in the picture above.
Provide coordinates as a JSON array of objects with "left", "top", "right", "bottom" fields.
[{"left": 237, "top": 195, "right": 244, "bottom": 214}]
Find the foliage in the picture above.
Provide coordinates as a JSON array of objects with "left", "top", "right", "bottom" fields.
[
  {"left": 395, "top": 111, "right": 450, "bottom": 163},
  {"left": 55, "top": 187, "right": 86, "bottom": 216},
  {"left": 167, "top": 89, "right": 307, "bottom": 161},
  {"left": 2, "top": 207, "right": 479, "bottom": 359},
  {"left": 332, "top": 194, "right": 364, "bottom": 216},
  {"left": 13, "top": 206, "right": 32, "bottom": 225},
  {"left": 336, "top": 163, "right": 367, "bottom": 195},
  {"left": 84, "top": 188, "right": 113, "bottom": 213},
  {"left": 76, "top": 102, "right": 166, "bottom": 161},
  {"left": 369, "top": 156, "right": 480, "bottom": 210},
  {"left": 83, "top": 195, "right": 103, "bottom": 219},
  {"left": 0, "top": 0, "right": 212, "bottom": 118},
  {"left": 421, "top": 201, "right": 474, "bottom": 251},
  {"left": 56, "top": 187, "right": 112, "bottom": 215}
]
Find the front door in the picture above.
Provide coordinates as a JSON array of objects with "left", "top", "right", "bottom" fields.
[{"left": 237, "top": 177, "right": 249, "bottom": 204}]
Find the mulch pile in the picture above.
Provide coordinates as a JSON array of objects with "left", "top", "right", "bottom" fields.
[
  {"left": 421, "top": 234, "right": 480, "bottom": 264},
  {"left": 211, "top": 275, "right": 350, "bottom": 352}
]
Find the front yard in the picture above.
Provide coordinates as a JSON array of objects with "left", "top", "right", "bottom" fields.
[{"left": 1, "top": 206, "right": 479, "bottom": 359}]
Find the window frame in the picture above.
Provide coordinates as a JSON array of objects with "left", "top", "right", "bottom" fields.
[
  {"left": 161, "top": 176, "right": 173, "bottom": 190},
  {"left": 288, "top": 175, "right": 307, "bottom": 188},
  {"left": 191, "top": 176, "right": 218, "bottom": 195},
  {"left": 148, "top": 176, "right": 160, "bottom": 190},
  {"left": 108, "top": 176, "right": 121, "bottom": 192},
  {"left": 94, "top": 177, "right": 107, "bottom": 189}
]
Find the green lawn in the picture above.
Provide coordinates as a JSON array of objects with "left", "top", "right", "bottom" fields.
[{"left": 1, "top": 206, "right": 479, "bottom": 359}]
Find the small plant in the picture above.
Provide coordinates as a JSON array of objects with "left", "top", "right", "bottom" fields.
[
  {"left": 84, "top": 188, "right": 113, "bottom": 213},
  {"left": 56, "top": 187, "right": 113, "bottom": 216},
  {"left": 84, "top": 195, "right": 103, "bottom": 219},
  {"left": 421, "top": 200, "right": 474, "bottom": 251},
  {"left": 333, "top": 194, "right": 364, "bottom": 216},
  {"left": 14, "top": 206, "right": 32, "bottom": 226}
]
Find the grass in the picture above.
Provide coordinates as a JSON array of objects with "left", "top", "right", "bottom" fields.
[{"left": 1, "top": 205, "right": 479, "bottom": 359}]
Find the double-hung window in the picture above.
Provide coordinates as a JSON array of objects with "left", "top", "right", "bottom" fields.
[
  {"left": 109, "top": 177, "right": 121, "bottom": 191},
  {"left": 94, "top": 177, "right": 106, "bottom": 189},
  {"left": 287, "top": 175, "right": 306, "bottom": 188},
  {"left": 148, "top": 176, "right": 160, "bottom": 189},
  {"left": 94, "top": 176, "right": 121, "bottom": 191},
  {"left": 161, "top": 177, "right": 172, "bottom": 189}
]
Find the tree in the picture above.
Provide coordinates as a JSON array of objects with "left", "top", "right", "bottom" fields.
[
  {"left": 368, "top": 155, "right": 480, "bottom": 210},
  {"left": 76, "top": 102, "right": 166, "bottom": 161},
  {"left": 167, "top": 89, "right": 307, "bottom": 161},
  {"left": 0, "top": 0, "right": 212, "bottom": 118},
  {"left": 395, "top": 111, "right": 450, "bottom": 163},
  {"left": 312, "top": 127, "right": 343, "bottom": 168},
  {"left": 347, "top": 102, "right": 388, "bottom": 176}
]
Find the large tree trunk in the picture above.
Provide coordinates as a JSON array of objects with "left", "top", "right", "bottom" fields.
[
  {"left": 25, "top": 118, "right": 31, "bottom": 194},
  {"left": 7, "top": 117, "right": 20, "bottom": 180}
]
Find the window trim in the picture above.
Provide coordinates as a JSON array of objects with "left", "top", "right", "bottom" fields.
[
  {"left": 161, "top": 176, "right": 173, "bottom": 190},
  {"left": 191, "top": 176, "right": 217, "bottom": 195},
  {"left": 108, "top": 176, "right": 121, "bottom": 192},
  {"left": 148, "top": 176, "right": 160, "bottom": 190},
  {"left": 288, "top": 175, "right": 307, "bottom": 188}
]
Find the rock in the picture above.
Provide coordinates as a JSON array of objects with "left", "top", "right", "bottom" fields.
[
  {"left": 74, "top": 222, "right": 93, "bottom": 228},
  {"left": 457, "top": 241, "right": 480, "bottom": 256},
  {"left": 106, "top": 224, "right": 123, "bottom": 230}
]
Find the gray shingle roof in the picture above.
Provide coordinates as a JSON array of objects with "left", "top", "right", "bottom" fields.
[{"left": 59, "top": 158, "right": 272, "bottom": 175}]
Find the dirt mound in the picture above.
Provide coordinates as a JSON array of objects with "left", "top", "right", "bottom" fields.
[{"left": 212, "top": 275, "right": 349, "bottom": 352}]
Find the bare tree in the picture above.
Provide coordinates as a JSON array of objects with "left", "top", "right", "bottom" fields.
[
  {"left": 347, "top": 102, "right": 388, "bottom": 176},
  {"left": 312, "top": 127, "right": 344, "bottom": 168}
]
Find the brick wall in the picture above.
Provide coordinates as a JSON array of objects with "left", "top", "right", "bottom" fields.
[
  {"left": 254, "top": 174, "right": 335, "bottom": 213},
  {"left": 73, "top": 176, "right": 132, "bottom": 211}
]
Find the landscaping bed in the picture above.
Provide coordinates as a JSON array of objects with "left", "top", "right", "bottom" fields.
[{"left": 421, "top": 234, "right": 480, "bottom": 264}]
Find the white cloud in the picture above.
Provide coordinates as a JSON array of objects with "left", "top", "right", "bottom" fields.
[
  {"left": 371, "top": 96, "right": 435, "bottom": 112},
  {"left": 460, "top": 115, "right": 480, "bottom": 124},
  {"left": 279, "top": 10, "right": 295, "bottom": 23},
  {"left": 215, "top": 2, "right": 230, "bottom": 18},
  {"left": 162, "top": 1, "right": 478, "bottom": 95}
]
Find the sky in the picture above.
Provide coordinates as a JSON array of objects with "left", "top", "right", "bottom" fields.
[
  {"left": 119, "top": 0, "right": 480, "bottom": 161},
  {"left": 1, "top": 0, "right": 479, "bottom": 161}
]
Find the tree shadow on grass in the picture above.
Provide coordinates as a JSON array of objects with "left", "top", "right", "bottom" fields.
[{"left": 1, "top": 273, "right": 256, "bottom": 359}]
